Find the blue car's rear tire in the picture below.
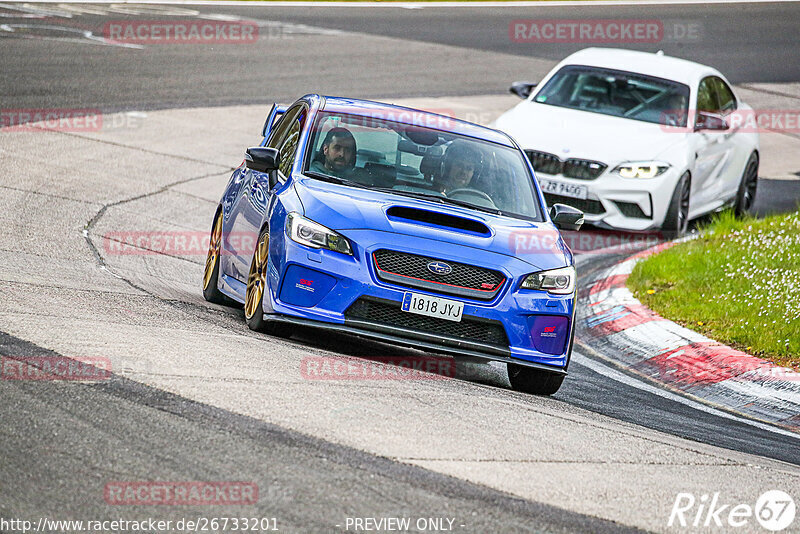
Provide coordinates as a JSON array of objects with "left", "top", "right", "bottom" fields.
[
  {"left": 507, "top": 364, "right": 565, "bottom": 395},
  {"left": 245, "top": 225, "right": 293, "bottom": 338}
]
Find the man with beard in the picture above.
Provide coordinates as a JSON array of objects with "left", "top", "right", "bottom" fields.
[{"left": 310, "top": 127, "right": 357, "bottom": 178}]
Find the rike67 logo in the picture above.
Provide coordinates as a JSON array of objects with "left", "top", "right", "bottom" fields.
[{"left": 669, "top": 490, "right": 796, "bottom": 531}]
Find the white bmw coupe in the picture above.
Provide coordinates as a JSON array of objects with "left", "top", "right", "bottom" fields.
[{"left": 495, "top": 48, "right": 759, "bottom": 235}]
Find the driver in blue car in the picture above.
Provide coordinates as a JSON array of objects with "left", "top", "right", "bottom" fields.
[
  {"left": 436, "top": 140, "right": 483, "bottom": 195},
  {"left": 310, "top": 127, "right": 357, "bottom": 178}
]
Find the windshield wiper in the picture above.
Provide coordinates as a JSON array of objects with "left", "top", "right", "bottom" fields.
[
  {"left": 439, "top": 196, "right": 503, "bottom": 215},
  {"left": 369, "top": 187, "right": 447, "bottom": 203},
  {"left": 303, "top": 170, "right": 367, "bottom": 189},
  {"left": 303, "top": 174, "right": 503, "bottom": 215},
  {"left": 371, "top": 188, "right": 503, "bottom": 215}
]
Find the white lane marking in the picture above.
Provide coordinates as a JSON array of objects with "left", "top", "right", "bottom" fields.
[
  {"left": 571, "top": 350, "right": 800, "bottom": 440},
  {"left": 0, "top": 23, "right": 144, "bottom": 48},
  {"left": 106, "top": 3, "right": 200, "bottom": 15},
  {"left": 55, "top": 2, "right": 116, "bottom": 14},
  {"left": 16, "top": 0, "right": 800, "bottom": 6},
  {"left": 0, "top": 2, "right": 72, "bottom": 17}
]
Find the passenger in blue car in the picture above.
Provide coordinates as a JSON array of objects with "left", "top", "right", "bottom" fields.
[
  {"left": 435, "top": 140, "right": 483, "bottom": 195},
  {"left": 309, "top": 127, "right": 357, "bottom": 178}
]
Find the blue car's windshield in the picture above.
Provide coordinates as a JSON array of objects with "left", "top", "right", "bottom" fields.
[
  {"left": 304, "top": 111, "right": 544, "bottom": 221},
  {"left": 534, "top": 65, "right": 690, "bottom": 127}
]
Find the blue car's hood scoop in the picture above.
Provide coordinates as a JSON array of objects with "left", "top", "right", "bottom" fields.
[
  {"left": 294, "top": 176, "right": 570, "bottom": 269},
  {"left": 385, "top": 206, "right": 491, "bottom": 237}
]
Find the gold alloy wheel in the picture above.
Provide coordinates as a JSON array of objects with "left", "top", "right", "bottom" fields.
[
  {"left": 203, "top": 213, "right": 223, "bottom": 290},
  {"left": 245, "top": 230, "right": 269, "bottom": 320}
]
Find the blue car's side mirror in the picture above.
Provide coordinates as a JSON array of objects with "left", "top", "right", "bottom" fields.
[
  {"left": 549, "top": 204, "right": 584, "bottom": 232},
  {"left": 245, "top": 147, "right": 280, "bottom": 173}
]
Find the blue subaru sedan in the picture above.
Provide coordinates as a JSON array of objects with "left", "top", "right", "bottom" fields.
[{"left": 203, "top": 94, "right": 583, "bottom": 395}]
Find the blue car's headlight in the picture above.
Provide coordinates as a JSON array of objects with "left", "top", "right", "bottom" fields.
[
  {"left": 520, "top": 266, "right": 575, "bottom": 295},
  {"left": 286, "top": 212, "right": 352, "bottom": 255}
]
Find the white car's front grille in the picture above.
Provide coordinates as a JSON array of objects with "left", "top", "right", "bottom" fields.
[
  {"left": 525, "top": 150, "right": 607, "bottom": 180},
  {"left": 543, "top": 193, "right": 606, "bottom": 215}
]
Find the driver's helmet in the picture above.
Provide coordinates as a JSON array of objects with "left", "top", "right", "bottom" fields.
[{"left": 440, "top": 139, "right": 483, "bottom": 184}]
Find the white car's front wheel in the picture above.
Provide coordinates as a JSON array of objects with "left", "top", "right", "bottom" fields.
[{"left": 662, "top": 172, "right": 691, "bottom": 238}]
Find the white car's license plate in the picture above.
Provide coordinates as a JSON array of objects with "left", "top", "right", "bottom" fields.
[
  {"left": 538, "top": 179, "right": 588, "bottom": 200},
  {"left": 401, "top": 292, "right": 463, "bottom": 323}
]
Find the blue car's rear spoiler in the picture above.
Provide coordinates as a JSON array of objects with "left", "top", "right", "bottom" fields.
[{"left": 262, "top": 104, "right": 288, "bottom": 139}]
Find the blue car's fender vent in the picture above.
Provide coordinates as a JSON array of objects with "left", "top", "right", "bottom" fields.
[
  {"left": 373, "top": 249, "right": 505, "bottom": 301},
  {"left": 386, "top": 206, "right": 491, "bottom": 237},
  {"left": 345, "top": 297, "right": 509, "bottom": 350}
]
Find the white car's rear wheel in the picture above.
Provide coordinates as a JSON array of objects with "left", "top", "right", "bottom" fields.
[{"left": 734, "top": 153, "right": 758, "bottom": 217}]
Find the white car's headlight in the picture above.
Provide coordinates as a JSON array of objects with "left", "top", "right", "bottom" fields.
[
  {"left": 520, "top": 266, "right": 575, "bottom": 295},
  {"left": 285, "top": 212, "right": 352, "bottom": 255},
  {"left": 613, "top": 162, "right": 671, "bottom": 179}
]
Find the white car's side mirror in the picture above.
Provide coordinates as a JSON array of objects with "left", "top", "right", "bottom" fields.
[{"left": 695, "top": 111, "right": 729, "bottom": 131}]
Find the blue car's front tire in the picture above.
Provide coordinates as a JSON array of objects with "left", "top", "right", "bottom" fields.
[
  {"left": 507, "top": 364, "right": 565, "bottom": 395},
  {"left": 245, "top": 225, "right": 293, "bottom": 338}
]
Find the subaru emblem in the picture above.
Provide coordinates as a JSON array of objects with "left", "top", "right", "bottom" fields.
[{"left": 427, "top": 261, "right": 452, "bottom": 275}]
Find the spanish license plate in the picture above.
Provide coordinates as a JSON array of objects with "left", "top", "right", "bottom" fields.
[
  {"left": 401, "top": 292, "right": 464, "bottom": 323},
  {"left": 537, "top": 178, "right": 589, "bottom": 200}
]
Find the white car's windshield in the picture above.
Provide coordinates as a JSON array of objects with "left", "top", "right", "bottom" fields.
[
  {"left": 534, "top": 65, "right": 690, "bottom": 127},
  {"left": 304, "top": 111, "right": 544, "bottom": 221}
]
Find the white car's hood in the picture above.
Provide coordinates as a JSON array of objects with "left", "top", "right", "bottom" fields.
[{"left": 495, "top": 102, "right": 686, "bottom": 166}]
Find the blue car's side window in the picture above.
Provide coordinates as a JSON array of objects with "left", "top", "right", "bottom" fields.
[{"left": 265, "top": 104, "right": 308, "bottom": 182}]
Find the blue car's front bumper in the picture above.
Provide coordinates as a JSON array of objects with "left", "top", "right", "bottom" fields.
[{"left": 261, "top": 228, "right": 574, "bottom": 373}]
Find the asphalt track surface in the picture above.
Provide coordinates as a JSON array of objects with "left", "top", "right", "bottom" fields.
[
  {"left": 0, "top": 332, "right": 636, "bottom": 534},
  {"left": 2, "top": 2, "right": 800, "bottom": 110},
  {"left": 2, "top": 3, "right": 800, "bottom": 533}
]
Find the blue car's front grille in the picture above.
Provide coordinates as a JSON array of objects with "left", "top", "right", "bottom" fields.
[
  {"left": 345, "top": 297, "right": 509, "bottom": 348},
  {"left": 372, "top": 249, "right": 505, "bottom": 301}
]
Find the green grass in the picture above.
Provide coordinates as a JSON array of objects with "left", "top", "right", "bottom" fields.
[{"left": 627, "top": 210, "right": 800, "bottom": 368}]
